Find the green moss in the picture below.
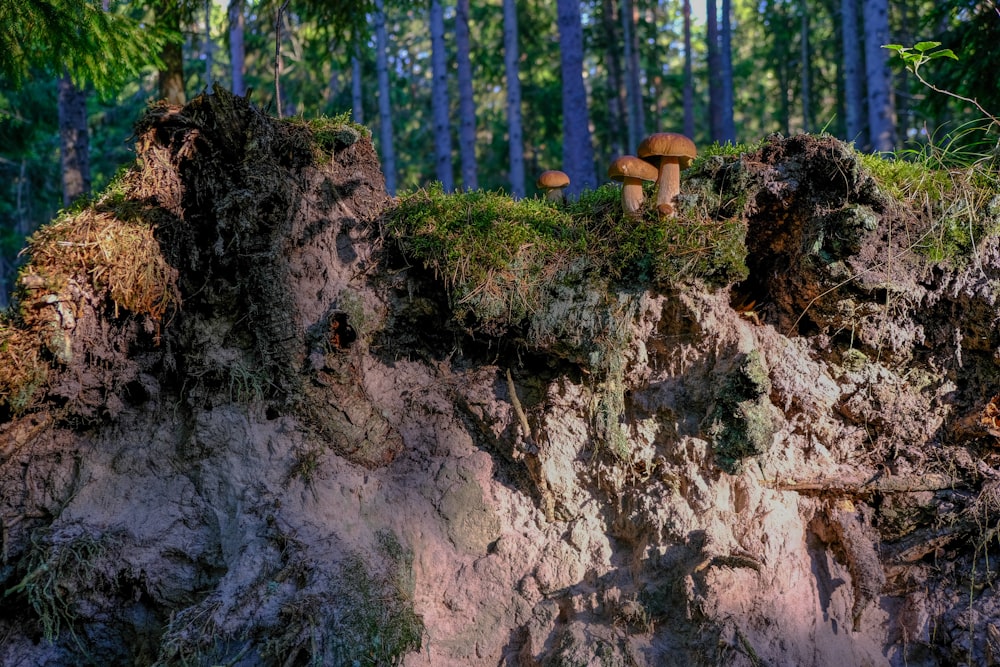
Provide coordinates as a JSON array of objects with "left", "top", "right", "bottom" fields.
[
  {"left": 284, "top": 112, "right": 371, "bottom": 162},
  {"left": 386, "top": 181, "right": 748, "bottom": 336},
  {"left": 858, "top": 151, "right": 1000, "bottom": 264},
  {"left": 708, "top": 350, "right": 775, "bottom": 474}
]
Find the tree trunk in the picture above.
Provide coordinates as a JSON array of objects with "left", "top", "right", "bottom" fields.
[
  {"left": 58, "top": 73, "right": 91, "bottom": 207},
  {"left": 374, "top": 0, "right": 397, "bottom": 195},
  {"left": 430, "top": 0, "right": 454, "bottom": 191},
  {"left": 683, "top": 0, "right": 695, "bottom": 139},
  {"left": 800, "top": 0, "right": 811, "bottom": 133},
  {"left": 228, "top": 0, "right": 245, "bottom": 96},
  {"left": 841, "top": 0, "right": 864, "bottom": 147},
  {"left": 352, "top": 48, "right": 364, "bottom": 124},
  {"left": 719, "top": 0, "right": 736, "bottom": 143},
  {"left": 601, "top": 0, "right": 626, "bottom": 159},
  {"left": 557, "top": 0, "right": 597, "bottom": 195},
  {"left": 503, "top": 0, "right": 525, "bottom": 198},
  {"left": 203, "top": 0, "right": 214, "bottom": 89},
  {"left": 622, "top": 0, "right": 644, "bottom": 147},
  {"left": 157, "top": 0, "right": 185, "bottom": 105},
  {"left": 707, "top": 0, "right": 722, "bottom": 141},
  {"left": 455, "top": 0, "right": 478, "bottom": 191},
  {"left": 863, "top": 0, "right": 894, "bottom": 152}
]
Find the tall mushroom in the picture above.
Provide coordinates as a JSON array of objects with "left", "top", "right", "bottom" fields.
[
  {"left": 536, "top": 170, "right": 570, "bottom": 203},
  {"left": 608, "top": 155, "right": 658, "bottom": 218},
  {"left": 637, "top": 132, "right": 697, "bottom": 217}
]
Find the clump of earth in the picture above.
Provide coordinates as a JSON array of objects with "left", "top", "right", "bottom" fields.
[{"left": 2, "top": 88, "right": 1000, "bottom": 666}]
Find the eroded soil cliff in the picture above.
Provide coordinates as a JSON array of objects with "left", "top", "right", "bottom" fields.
[{"left": 2, "top": 88, "right": 1000, "bottom": 666}]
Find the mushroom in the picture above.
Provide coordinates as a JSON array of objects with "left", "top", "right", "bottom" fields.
[
  {"left": 637, "top": 132, "right": 697, "bottom": 217},
  {"left": 536, "top": 170, "right": 570, "bottom": 203},
  {"left": 607, "top": 155, "right": 658, "bottom": 218}
]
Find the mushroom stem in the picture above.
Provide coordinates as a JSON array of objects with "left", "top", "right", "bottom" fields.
[
  {"left": 621, "top": 178, "right": 646, "bottom": 217},
  {"left": 654, "top": 157, "right": 682, "bottom": 214},
  {"left": 544, "top": 188, "right": 565, "bottom": 203}
]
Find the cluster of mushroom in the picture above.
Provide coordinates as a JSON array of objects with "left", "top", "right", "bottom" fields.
[{"left": 608, "top": 132, "right": 696, "bottom": 219}]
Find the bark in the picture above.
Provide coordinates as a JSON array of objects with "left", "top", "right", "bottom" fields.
[
  {"left": 58, "top": 73, "right": 91, "bottom": 207},
  {"left": 601, "top": 0, "right": 626, "bottom": 159},
  {"left": 274, "top": 0, "right": 290, "bottom": 117},
  {"left": 157, "top": 0, "right": 186, "bottom": 105},
  {"left": 374, "top": 0, "right": 397, "bottom": 195},
  {"left": 707, "top": 0, "right": 723, "bottom": 141},
  {"left": 503, "top": 0, "right": 525, "bottom": 198},
  {"left": 430, "top": 0, "right": 454, "bottom": 192},
  {"left": 683, "top": 0, "right": 695, "bottom": 139},
  {"left": 800, "top": 0, "right": 811, "bottom": 133},
  {"left": 228, "top": 0, "right": 245, "bottom": 96},
  {"left": 352, "top": 49, "right": 364, "bottom": 124},
  {"left": 719, "top": 0, "right": 736, "bottom": 143},
  {"left": 863, "top": 0, "right": 894, "bottom": 152},
  {"left": 557, "top": 0, "right": 597, "bottom": 195},
  {"left": 203, "top": 0, "right": 214, "bottom": 89},
  {"left": 621, "top": 0, "right": 644, "bottom": 148},
  {"left": 841, "top": 0, "right": 864, "bottom": 147},
  {"left": 455, "top": 0, "right": 478, "bottom": 191}
]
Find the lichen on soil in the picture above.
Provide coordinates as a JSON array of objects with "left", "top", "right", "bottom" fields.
[{"left": 4, "top": 87, "right": 1000, "bottom": 666}]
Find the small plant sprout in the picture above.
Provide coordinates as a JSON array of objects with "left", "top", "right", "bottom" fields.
[
  {"left": 884, "top": 42, "right": 1000, "bottom": 129},
  {"left": 608, "top": 155, "right": 658, "bottom": 218},
  {"left": 637, "top": 132, "right": 697, "bottom": 217},
  {"left": 536, "top": 170, "right": 570, "bottom": 203}
]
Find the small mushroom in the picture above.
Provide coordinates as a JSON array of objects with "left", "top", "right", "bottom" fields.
[
  {"left": 536, "top": 170, "right": 570, "bottom": 202},
  {"left": 637, "top": 132, "right": 697, "bottom": 217},
  {"left": 608, "top": 155, "right": 658, "bottom": 218}
]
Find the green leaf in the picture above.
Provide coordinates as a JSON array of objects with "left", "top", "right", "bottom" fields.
[
  {"left": 928, "top": 48, "right": 959, "bottom": 61},
  {"left": 914, "top": 41, "right": 942, "bottom": 52}
]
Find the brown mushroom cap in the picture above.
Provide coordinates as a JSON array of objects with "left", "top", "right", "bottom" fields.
[
  {"left": 637, "top": 132, "right": 697, "bottom": 168},
  {"left": 536, "top": 170, "right": 570, "bottom": 190},
  {"left": 608, "top": 156, "right": 659, "bottom": 183}
]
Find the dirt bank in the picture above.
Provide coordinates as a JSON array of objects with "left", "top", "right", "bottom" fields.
[{"left": 2, "top": 87, "right": 1000, "bottom": 666}]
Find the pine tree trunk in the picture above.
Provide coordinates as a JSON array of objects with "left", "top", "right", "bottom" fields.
[
  {"left": 228, "top": 0, "right": 245, "bottom": 95},
  {"left": 374, "top": 0, "right": 397, "bottom": 195},
  {"left": 800, "top": 0, "right": 811, "bottom": 133},
  {"left": 203, "top": 0, "right": 214, "bottom": 89},
  {"left": 683, "top": 0, "right": 695, "bottom": 139},
  {"left": 863, "top": 0, "right": 894, "bottom": 152},
  {"left": 455, "top": 0, "right": 478, "bottom": 191},
  {"left": 557, "top": 0, "right": 597, "bottom": 195},
  {"left": 58, "top": 73, "right": 91, "bottom": 207},
  {"left": 621, "top": 0, "right": 644, "bottom": 147},
  {"left": 601, "top": 0, "right": 625, "bottom": 159},
  {"left": 157, "top": 0, "right": 186, "bottom": 105},
  {"left": 841, "top": 0, "right": 865, "bottom": 147},
  {"left": 707, "top": 0, "right": 722, "bottom": 141},
  {"left": 430, "top": 0, "right": 454, "bottom": 191},
  {"left": 503, "top": 0, "right": 525, "bottom": 198},
  {"left": 719, "top": 0, "right": 736, "bottom": 142},
  {"left": 352, "top": 49, "right": 364, "bottom": 124}
]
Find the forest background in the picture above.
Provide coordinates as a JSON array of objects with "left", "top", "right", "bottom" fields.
[{"left": 1, "top": 0, "right": 997, "bottom": 306}]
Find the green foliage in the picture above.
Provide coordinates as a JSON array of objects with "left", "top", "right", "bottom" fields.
[
  {"left": 883, "top": 41, "right": 958, "bottom": 73},
  {"left": 0, "top": 0, "right": 169, "bottom": 94}
]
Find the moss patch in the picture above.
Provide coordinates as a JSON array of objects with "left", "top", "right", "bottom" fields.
[{"left": 707, "top": 350, "right": 775, "bottom": 473}]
